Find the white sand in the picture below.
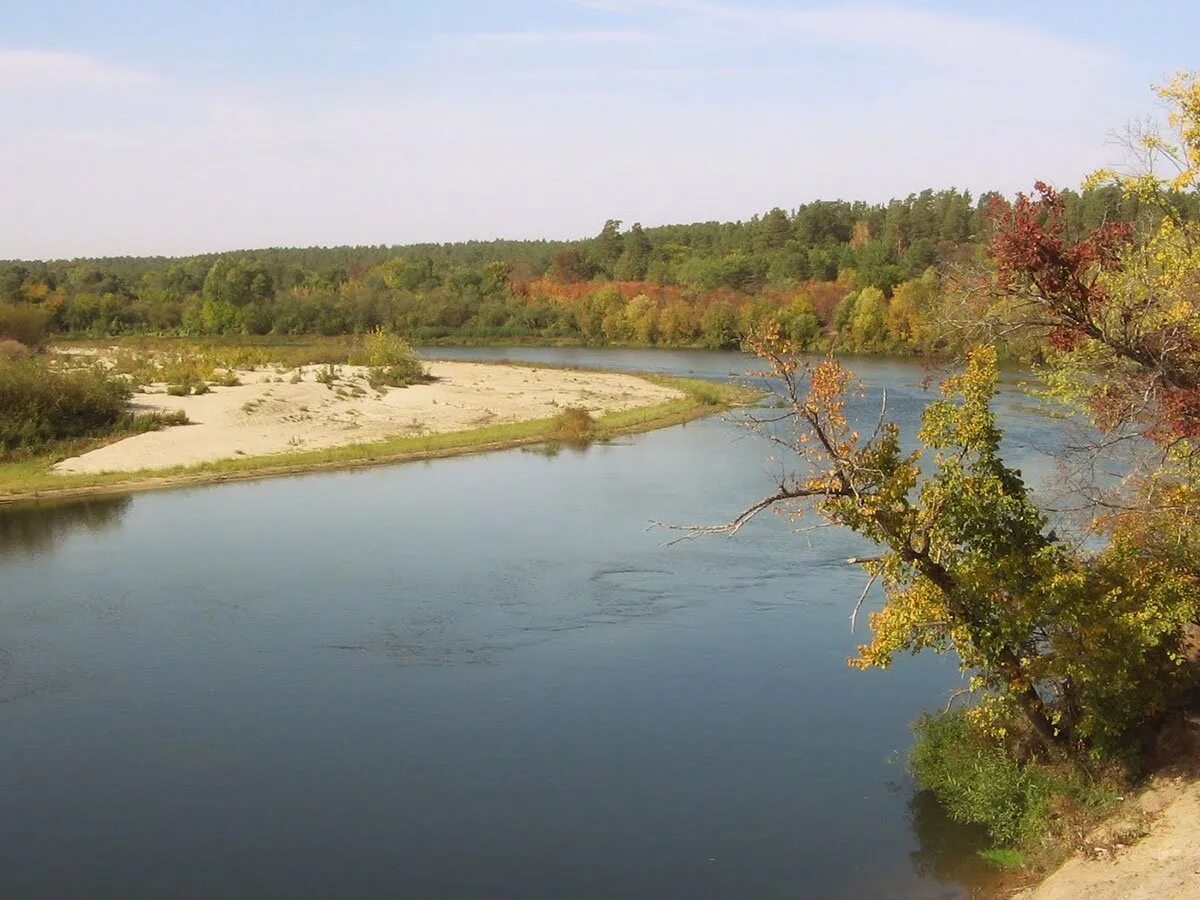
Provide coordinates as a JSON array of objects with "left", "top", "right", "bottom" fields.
[{"left": 54, "top": 361, "right": 682, "bottom": 475}]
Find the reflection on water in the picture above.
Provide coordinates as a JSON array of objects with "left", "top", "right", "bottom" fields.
[
  {"left": 0, "top": 495, "right": 130, "bottom": 560},
  {"left": 0, "top": 350, "right": 1059, "bottom": 900},
  {"left": 908, "top": 790, "right": 993, "bottom": 890}
]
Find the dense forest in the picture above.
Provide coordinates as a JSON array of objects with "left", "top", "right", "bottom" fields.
[{"left": 4, "top": 186, "right": 1198, "bottom": 355}]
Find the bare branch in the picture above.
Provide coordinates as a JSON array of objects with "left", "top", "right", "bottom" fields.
[
  {"left": 869, "top": 388, "right": 889, "bottom": 443},
  {"left": 649, "top": 483, "right": 837, "bottom": 544},
  {"left": 849, "top": 572, "right": 879, "bottom": 632},
  {"left": 943, "top": 687, "right": 973, "bottom": 713}
]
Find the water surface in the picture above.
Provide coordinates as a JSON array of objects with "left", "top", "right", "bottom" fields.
[{"left": 0, "top": 350, "right": 1065, "bottom": 899}]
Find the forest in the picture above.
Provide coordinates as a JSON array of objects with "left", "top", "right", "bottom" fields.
[{"left": 4, "top": 185, "right": 1198, "bottom": 356}]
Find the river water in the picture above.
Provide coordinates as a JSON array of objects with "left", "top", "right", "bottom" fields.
[{"left": 0, "top": 349, "right": 1068, "bottom": 899}]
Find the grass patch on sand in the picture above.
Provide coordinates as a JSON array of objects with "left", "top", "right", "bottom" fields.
[{"left": 0, "top": 375, "right": 755, "bottom": 503}]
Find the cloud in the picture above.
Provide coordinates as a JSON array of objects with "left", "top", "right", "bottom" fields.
[
  {"left": 0, "top": 6, "right": 1133, "bottom": 258},
  {"left": 0, "top": 49, "right": 153, "bottom": 92},
  {"left": 575, "top": 0, "right": 1112, "bottom": 78},
  {"left": 462, "top": 29, "right": 651, "bottom": 45}
]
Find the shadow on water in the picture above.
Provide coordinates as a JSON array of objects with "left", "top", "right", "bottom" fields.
[
  {"left": 908, "top": 790, "right": 996, "bottom": 894},
  {"left": 0, "top": 496, "right": 131, "bottom": 561}
]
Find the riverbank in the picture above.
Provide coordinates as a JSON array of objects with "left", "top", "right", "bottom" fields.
[
  {"left": 998, "top": 714, "right": 1200, "bottom": 900},
  {"left": 1013, "top": 778, "right": 1200, "bottom": 899},
  {"left": 0, "top": 366, "right": 754, "bottom": 504}
]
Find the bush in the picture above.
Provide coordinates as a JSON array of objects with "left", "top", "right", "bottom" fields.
[
  {"left": 689, "top": 382, "right": 724, "bottom": 406},
  {"left": 124, "top": 409, "right": 189, "bottom": 433},
  {"left": 316, "top": 363, "right": 339, "bottom": 388},
  {"left": 0, "top": 339, "right": 31, "bottom": 360},
  {"left": 910, "top": 711, "right": 1054, "bottom": 846},
  {"left": 352, "top": 328, "right": 426, "bottom": 388},
  {"left": 551, "top": 406, "right": 595, "bottom": 444},
  {"left": 0, "top": 358, "right": 132, "bottom": 454},
  {"left": 164, "top": 377, "right": 210, "bottom": 396},
  {"left": 0, "top": 303, "right": 52, "bottom": 348}
]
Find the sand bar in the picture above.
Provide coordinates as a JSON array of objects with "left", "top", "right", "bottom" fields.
[{"left": 54, "top": 361, "right": 683, "bottom": 475}]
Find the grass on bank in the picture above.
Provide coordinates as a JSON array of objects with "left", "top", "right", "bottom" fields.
[
  {"left": 911, "top": 711, "right": 1122, "bottom": 849},
  {"left": 0, "top": 375, "right": 755, "bottom": 502}
]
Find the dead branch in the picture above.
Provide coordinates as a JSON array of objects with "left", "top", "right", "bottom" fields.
[{"left": 849, "top": 572, "right": 879, "bottom": 632}]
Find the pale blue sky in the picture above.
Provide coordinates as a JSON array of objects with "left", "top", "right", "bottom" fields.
[{"left": 1, "top": 1, "right": 1193, "bottom": 258}]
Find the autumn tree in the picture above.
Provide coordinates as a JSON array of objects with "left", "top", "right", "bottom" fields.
[
  {"left": 659, "top": 301, "right": 700, "bottom": 345},
  {"left": 885, "top": 272, "right": 937, "bottom": 348},
  {"left": 551, "top": 247, "right": 594, "bottom": 284},
  {"left": 983, "top": 72, "right": 1200, "bottom": 489},
  {"left": 683, "top": 76, "right": 1200, "bottom": 801},
  {"left": 689, "top": 335, "right": 1198, "bottom": 760}
]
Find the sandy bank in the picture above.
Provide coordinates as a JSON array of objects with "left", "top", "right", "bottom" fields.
[
  {"left": 1015, "top": 776, "right": 1200, "bottom": 900},
  {"left": 54, "top": 361, "right": 682, "bottom": 475}
]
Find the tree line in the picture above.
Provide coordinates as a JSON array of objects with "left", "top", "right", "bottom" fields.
[{"left": 4, "top": 186, "right": 1196, "bottom": 355}]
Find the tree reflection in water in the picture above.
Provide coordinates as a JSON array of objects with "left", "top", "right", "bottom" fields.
[
  {"left": 0, "top": 496, "right": 131, "bottom": 561},
  {"left": 907, "top": 789, "right": 996, "bottom": 895}
]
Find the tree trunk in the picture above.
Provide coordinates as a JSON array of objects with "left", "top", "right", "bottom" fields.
[
  {"left": 911, "top": 552, "right": 1066, "bottom": 751},
  {"left": 997, "top": 648, "right": 1064, "bottom": 751}
]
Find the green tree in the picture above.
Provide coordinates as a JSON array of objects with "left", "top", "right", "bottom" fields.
[
  {"left": 625, "top": 293, "right": 658, "bottom": 344},
  {"left": 593, "top": 219, "right": 624, "bottom": 275},
  {"left": 700, "top": 301, "right": 740, "bottom": 349},
  {"left": 615, "top": 223, "right": 653, "bottom": 280},
  {"left": 719, "top": 340, "right": 1199, "bottom": 757},
  {"left": 881, "top": 202, "right": 911, "bottom": 252},
  {"left": 848, "top": 286, "right": 888, "bottom": 349},
  {"left": 777, "top": 295, "right": 822, "bottom": 349},
  {"left": 756, "top": 207, "right": 792, "bottom": 251},
  {"left": 202, "top": 258, "right": 274, "bottom": 308}
]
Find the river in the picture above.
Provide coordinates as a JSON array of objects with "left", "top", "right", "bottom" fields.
[{"left": 0, "top": 349, "right": 1069, "bottom": 899}]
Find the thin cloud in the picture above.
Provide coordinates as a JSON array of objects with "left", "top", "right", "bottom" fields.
[
  {"left": 576, "top": 0, "right": 1112, "bottom": 76},
  {"left": 463, "top": 28, "right": 652, "bottom": 45},
  {"left": 0, "top": 5, "right": 1140, "bottom": 258},
  {"left": 0, "top": 49, "right": 153, "bottom": 91}
]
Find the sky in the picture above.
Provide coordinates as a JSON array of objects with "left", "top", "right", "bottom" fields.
[{"left": 1, "top": 0, "right": 1195, "bottom": 259}]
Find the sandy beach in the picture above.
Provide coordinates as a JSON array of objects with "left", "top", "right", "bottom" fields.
[{"left": 53, "top": 360, "right": 683, "bottom": 475}]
